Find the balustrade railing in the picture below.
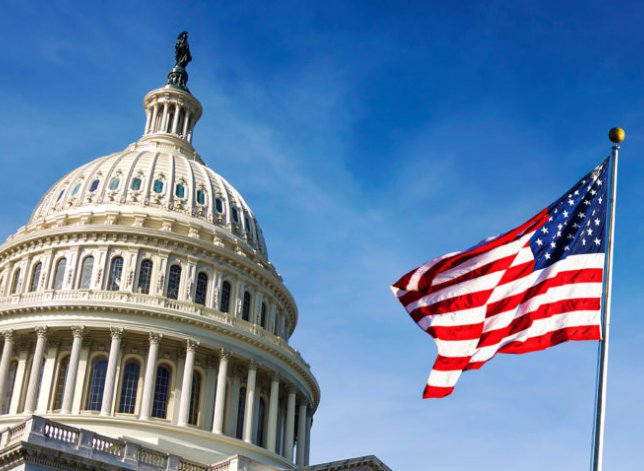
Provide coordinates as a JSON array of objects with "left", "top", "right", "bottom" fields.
[
  {"left": 0, "top": 289, "right": 303, "bottom": 363},
  {"left": 44, "top": 421, "right": 79, "bottom": 444}
]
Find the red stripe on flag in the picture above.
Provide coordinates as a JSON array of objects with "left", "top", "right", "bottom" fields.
[
  {"left": 427, "top": 323, "right": 485, "bottom": 341},
  {"left": 498, "top": 325, "right": 601, "bottom": 354},
  {"left": 486, "top": 268, "right": 603, "bottom": 318},
  {"left": 423, "top": 384, "right": 454, "bottom": 399},
  {"left": 432, "top": 355, "right": 472, "bottom": 371},
  {"left": 411, "top": 210, "right": 549, "bottom": 294},
  {"left": 479, "top": 298, "right": 600, "bottom": 348},
  {"left": 410, "top": 289, "right": 493, "bottom": 322}
]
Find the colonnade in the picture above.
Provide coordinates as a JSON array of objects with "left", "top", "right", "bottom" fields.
[{"left": 0, "top": 326, "right": 313, "bottom": 465}]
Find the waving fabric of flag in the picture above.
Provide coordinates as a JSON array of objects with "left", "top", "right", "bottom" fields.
[{"left": 391, "top": 158, "right": 609, "bottom": 398}]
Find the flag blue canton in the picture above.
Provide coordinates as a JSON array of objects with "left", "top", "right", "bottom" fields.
[{"left": 530, "top": 158, "right": 610, "bottom": 270}]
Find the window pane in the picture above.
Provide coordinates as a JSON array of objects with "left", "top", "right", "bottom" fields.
[
  {"left": 53, "top": 258, "right": 67, "bottom": 290},
  {"left": 219, "top": 281, "right": 230, "bottom": 313},
  {"left": 71, "top": 183, "right": 81, "bottom": 196},
  {"left": 188, "top": 371, "right": 201, "bottom": 425},
  {"left": 1, "top": 361, "right": 17, "bottom": 414},
  {"left": 260, "top": 303, "right": 267, "bottom": 328},
  {"left": 11, "top": 269, "right": 20, "bottom": 294},
  {"left": 153, "top": 179, "right": 164, "bottom": 194},
  {"left": 215, "top": 198, "right": 224, "bottom": 213},
  {"left": 131, "top": 177, "right": 142, "bottom": 191},
  {"left": 79, "top": 256, "right": 94, "bottom": 289},
  {"left": 257, "top": 398, "right": 266, "bottom": 446},
  {"left": 152, "top": 365, "right": 171, "bottom": 418},
  {"left": 138, "top": 260, "right": 153, "bottom": 294},
  {"left": 52, "top": 356, "right": 69, "bottom": 410},
  {"left": 86, "top": 358, "right": 108, "bottom": 411},
  {"left": 118, "top": 361, "right": 140, "bottom": 414},
  {"left": 175, "top": 183, "right": 185, "bottom": 199},
  {"left": 196, "top": 189, "right": 205, "bottom": 205},
  {"left": 232, "top": 207, "right": 239, "bottom": 223},
  {"left": 195, "top": 272, "right": 208, "bottom": 305},
  {"left": 30, "top": 262, "right": 42, "bottom": 292},
  {"left": 56, "top": 189, "right": 65, "bottom": 201},
  {"left": 107, "top": 257, "right": 124, "bottom": 291},
  {"left": 236, "top": 387, "right": 246, "bottom": 439},
  {"left": 166, "top": 265, "right": 181, "bottom": 300},
  {"left": 89, "top": 179, "right": 100, "bottom": 192},
  {"left": 109, "top": 177, "right": 120, "bottom": 191},
  {"left": 242, "top": 292, "right": 251, "bottom": 321}
]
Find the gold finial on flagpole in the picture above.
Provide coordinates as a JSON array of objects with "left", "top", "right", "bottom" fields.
[{"left": 608, "top": 127, "right": 625, "bottom": 144}]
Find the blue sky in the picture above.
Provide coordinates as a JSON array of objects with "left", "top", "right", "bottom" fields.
[{"left": 1, "top": 1, "right": 643, "bottom": 470}]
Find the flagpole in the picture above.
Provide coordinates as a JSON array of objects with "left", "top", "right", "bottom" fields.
[{"left": 590, "top": 127, "right": 623, "bottom": 471}]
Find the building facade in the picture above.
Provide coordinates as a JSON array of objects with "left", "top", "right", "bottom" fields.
[{"left": 0, "top": 35, "right": 331, "bottom": 471}]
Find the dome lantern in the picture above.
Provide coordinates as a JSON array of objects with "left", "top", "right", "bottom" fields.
[{"left": 141, "top": 32, "right": 203, "bottom": 148}]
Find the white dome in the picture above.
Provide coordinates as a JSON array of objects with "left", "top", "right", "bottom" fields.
[{"left": 30, "top": 138, "right": 269, "bottom": 260}]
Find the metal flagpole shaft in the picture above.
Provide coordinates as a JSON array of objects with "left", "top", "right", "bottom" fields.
[{"left": 590, "top": 128, "right": 623, "bottom": 471}]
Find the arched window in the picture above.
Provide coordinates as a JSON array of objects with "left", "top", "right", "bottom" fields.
[
  {"left": 153, "top": 179, "right": 164, "bottom": 194},
  {"left": 166, "top": 265, "right": 181, "bottom": 300},
  {"left": 175, "top": 183, "right": 185, "bottom": 199},
  {"left": 236, "top": 387, "right": 246, "bottom": 439},
  {"left": 152, "top": 364, "right": 172, "bottom": 419},
  {"left": 52, "top": 355, "right": 70, "bottom": 410},
  {"left": 10, "top": 269, "right": 20, "bottom": 294},
  {"left": 242, "top": 291, "right": 251, "bottom": 322},
  {"left": 257, "top": 397, "right": 266, "bottom": 446},
  {"left": 188, "top": 371, "right": 201, "bottom": 425},
  {"left": 130, "top": 177, "right": 142, "bottom": 191},
  {"left": 231, "top": 207, "right": 240, "bottom": 224},
  {"left": 108, "top": 177, "right": 120, "bottom": 191},
  {"left": 1, "top": 361, "right": 17, "bottom": 414},
  {"left": 71, "top": 183, "right": 81, "bottom": 197},
  {"left": 56, "top": 189, "right": 65, "bottom": 201},
  {"left": 196, "top": 189, "right": 206, "bottom": 205},
  {"left": 118, "top": 360, "right": 141, "bottom": 414},
  {"left": 89, "top": 179, "right": 100, "bottom": 193},
  {"left": 107, "top": 256, "right": 123, "bottom": 291},
  {"left": 30, "top": 262, "right": 42, "bottom": 292},
  {"left": 53, "top": 258, "right": 67, "bottom": 290},
  {"left": 260, "top": 302, "right": 267, "bottom": 328},
  {"left": 194, "top": 272, "right": 208, "bottom": 305},
  {"left": 86, "top": 357, "right": 108, "bottom": 411},
  {"left": 215, "top": 198, "right": 224, "bottom": 214},
  {"left": 79, "top": 256, "right": 94, "bottom": 289},
  {"left": 137, "top": 259, "right": 153, "bottom": 294},
  {"left": 219, "top": 281, "right": 231, "bottom": 313}
]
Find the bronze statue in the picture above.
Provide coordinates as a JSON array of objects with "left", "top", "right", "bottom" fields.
[{"left": 175, "top": 32, "right": 192, "bottom": 68}]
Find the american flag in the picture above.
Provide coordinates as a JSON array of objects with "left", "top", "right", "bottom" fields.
[{"left": 392, "top": 158, "right": 609, "bottom": 398}]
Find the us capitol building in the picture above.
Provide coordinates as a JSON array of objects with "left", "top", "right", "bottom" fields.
[{"left": 0, "top": 34, "right": 390, "bottom": 471}]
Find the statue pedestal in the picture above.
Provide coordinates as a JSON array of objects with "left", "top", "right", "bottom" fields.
[{"left": 167, "top": 66, "right": 189, "bottom": 90}]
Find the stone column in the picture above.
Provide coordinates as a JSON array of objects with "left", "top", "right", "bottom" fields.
[
  {"left": 212, "top": 350, "right": 229, "bottom": 434},
  {"left": 61, "top": 326, "right": 85, "bottom": 413},
  {"left": 140, "top": 333, "right": 161, "bottom": 419},
  {"left": 242, "top": 360, "right": 257, "bottom": 443},
  {"left": 100, "top": 327, "right": 123, "bottom": 416},
  {"left": 150, "top": 103, "right": 159, "bottom": 132},
  {"left": 161, "top": 102, "right": 169, "bottom": 133},
  {"left": 305, "top": 414, "right": 312, "bottom": 465},
  {"left": 283, "top": 389, "right": 296, "bottom": 461},
  {"left": 177, "top": 339, "right": 198, "bottom": 426},
  {"left": 182, "top": 111, "right": 191, "bottom": 136},
  {"left": 266, "top": 374, "right": 280, "bottom": 452},
  {"left": 0, "top": 330, "right": 15, "bottom": 412},
  {"left": 144, "top": 108, "right": 152, "bottom": 134},
  {"left": 24, "top": 327, "right": 48, "bottom": 414},
  {"left": 171, "top": 104, "right": 181, "bottom": 134},
  {"left": 296, "top": 401, "right": 308, "bottom": 465}
]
